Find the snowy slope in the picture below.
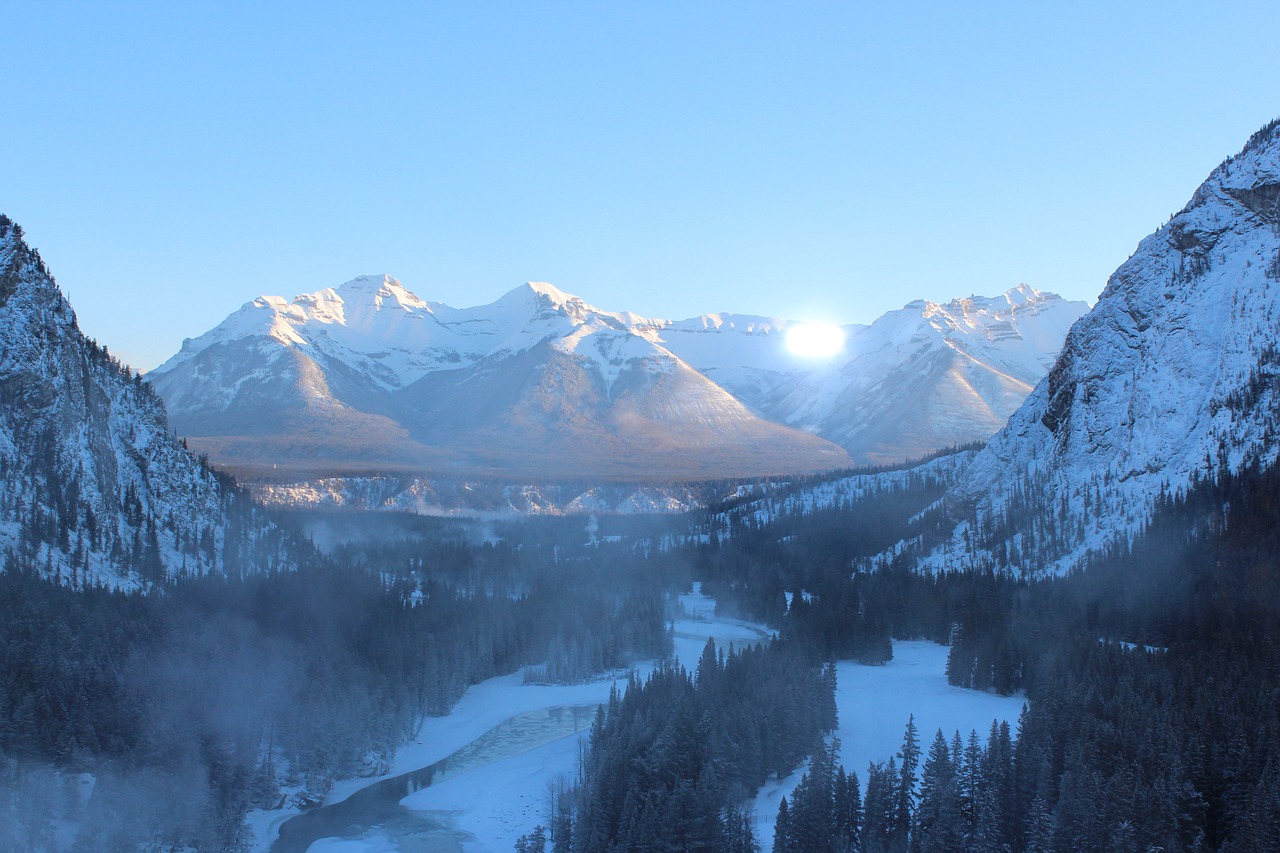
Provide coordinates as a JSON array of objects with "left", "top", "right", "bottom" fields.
[
  {"left": 922, "top": 119, "right": 1280, "bottom": 575},
  {"left": 251, "top": 476, "right": 713, "bottom": 517},
  {"left": 0, "top": 216, "right": 286, "bottom": 588},
  {"left": 757, "top": 286, "right": 1084, "bottom": 465},
  {"left": 152, "top": 278, "right": 1080, "bottom": 482},
  {"left": 636, "top": 288, "right": 1085, "bottom": 466},
  {"left": 151, "top": 281, "right": 852, "bottom": 481}
]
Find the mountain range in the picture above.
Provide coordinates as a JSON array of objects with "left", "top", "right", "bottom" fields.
[
  {"left": 6, "top": 117, "right": 1280, "bottom": 579},
  {"left": 149, "top": 278, "right": 1084, "bottom": 482}
]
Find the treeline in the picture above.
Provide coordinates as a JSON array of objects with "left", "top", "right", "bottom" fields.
[
  {"left": 524, "top": 583, "right": 669, "bottom": 684},
  {"left": 799, "top": 635, "right": 1279, "bottom": 853},
  {"left": 1, "top": 452, "right": 294, "bottom": 587},
  {"left": 331, "top": 521, "right": 677, "bottom": 685},
  {"left": 684, "top": 471, "right": 953, "bottom": 663},
  {"left": 0, "top": 529, "right": 670, "bottom": 852},
  {"left": 641, "top": 456, "right": 1280, "bottom": 852},
  {"left": 544, "top": 638, "right": 836, "bottom": 853},
  {"left": 781, "top": 459, "right": 1280, "bottom": 853},
  {"left": 776, "top": 717, "right": 1019, "bottom": 853},
  {"left": 934, "top": 461, "right": 1280, "bottom": 852}
]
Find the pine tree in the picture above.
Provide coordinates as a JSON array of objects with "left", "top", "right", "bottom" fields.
[
  {"left": 912, "top": 730, "right": 960, "bottom": 853},
  {"left": 723, "top": 804, "right": 758, "bottom": 853},
  {"left": 835, "top": 765, "right": 861, "bottom": 853},
  {"left": 141, "top": 518, "right": 164, "bottom": 585},
  {"left": 775, "top": 796, "right": 793, "bottom": 853},
  {"left": 894, "top": 715, "right": 920, "bottom": 848},
  {"left": 863, "top": 760, "right": 897, "bottom": 853},
  {"left": 1023, "top": 796, "right": 1052, "bottom": 853},
  {"left": 515, "top": 825, "right": 548, "bottom": 853}
]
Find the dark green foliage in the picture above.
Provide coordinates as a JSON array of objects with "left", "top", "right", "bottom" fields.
[
  {"left": 861, "top": 759, "right": 896, "bottom": 853},
  {"left": 562, "top": 637, "right": 834, "bottom": 853},
  {"left": 904, "top": 460, "right": 1280, "bottom": 853},
  {"left": 774, "top": 738, "right": 862, "bottom": 853},
  {"left": 0, "top": 522, "right": 672, "bottom": 851}
]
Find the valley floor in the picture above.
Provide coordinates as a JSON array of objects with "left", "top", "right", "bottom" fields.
[
  {"left": 249, "top": 592, "right": 1021, "bottom": 853},
  {"left": 751, "top": 642, "right": 1026, "bottom": 849}
]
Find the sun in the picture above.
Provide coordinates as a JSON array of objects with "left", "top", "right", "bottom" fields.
[{"left": 785, "top": 323, "right": 845, "bottom": 358}]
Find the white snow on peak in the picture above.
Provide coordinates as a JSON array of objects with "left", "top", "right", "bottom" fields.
[
  {"left": 924, "top": 119, "right": 1280, "bottom": 575},
  {"left": 154, "top": 278, "right": 666, "bottom": 391},
  {"left": 745, "top": 285, "right": 1086, "bottom": 458},
  {"left": 153, "top": 272, "right": 1084, "bottom": 466},
  {"left": 525, "top": 280, "right": 575, "bottom": 304}
]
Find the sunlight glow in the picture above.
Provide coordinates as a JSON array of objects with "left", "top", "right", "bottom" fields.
[{"left": 785, "top": 323, "right": 845, "bottom": 358}]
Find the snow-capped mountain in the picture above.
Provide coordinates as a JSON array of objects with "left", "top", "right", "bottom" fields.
[
  {"left": 0, "top": 216, "right": 287, "bottom": 588},
  {"left": 151, "top": 279, "right": 852, "bottom": 480},
  {"left": 922, "top": 118, "right": 1280, "bottom": 575},
  {"left": 151, "top": 277, "right": 1083, "bottom": 484},
  {"left": 657, "top": 286, "right": 1085, "bottom": 465}
]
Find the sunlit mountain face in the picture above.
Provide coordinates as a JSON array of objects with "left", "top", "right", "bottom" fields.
[{"left": 149, "top": 279, "right": 1084, "bottom": 483}]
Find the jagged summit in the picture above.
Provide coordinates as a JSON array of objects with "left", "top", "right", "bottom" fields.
[
  {"left": 151, "top": 273, "right": 1082, "bottom": 480},
  {"left": 729, "top": 284, "right": 1086, "bottom": 464},
  {"left": 906, "top": 284, "right": 1063, "bottom": 317},
  {"left": 484, "top": 280, "right": 612, "bottom": 328},
  {"left": 922, "top": 119, "right": 1280, "bottom": 575},
  {"left": 333, "top": 274, "right": 432, "bottom": 309},
  {"left": 150, "top": 277, "right": 855, "bottom": 480}
]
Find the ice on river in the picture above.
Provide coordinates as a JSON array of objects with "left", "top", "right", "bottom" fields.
[
  {"left": 254, "top": 589, "right": 1020, "bottom": 853},
  {"left": 395, "top": 586, "right": 767, "bottom": 853}
]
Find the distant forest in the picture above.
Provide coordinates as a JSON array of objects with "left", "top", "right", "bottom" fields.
[
  {"left": 0, "top": 522, "right": 671, "bottom": 851},
  {"left": 3, "top": 457, "right": 1280, "bottom": 851},
  {"left": 529, "top": 460, "right": 1280, "bottom": 852}
]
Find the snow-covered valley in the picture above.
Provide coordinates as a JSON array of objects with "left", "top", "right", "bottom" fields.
[
  {"left": 750, "top": 643, "right": 1024, "bottom": 849},
  {"left": 249, "top": 589, "right": 1020, "bottom": 853}
]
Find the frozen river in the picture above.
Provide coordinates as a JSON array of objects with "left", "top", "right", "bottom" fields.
[
  {"left": 251, "top": 586, "right": 766, "bottom": 853},
  {"left": 251, "top": 588, "right": 1021, "bottom": 853}
]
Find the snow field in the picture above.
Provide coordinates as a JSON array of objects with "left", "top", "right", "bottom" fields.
[
  {"left": 253, "top": 591, "right": 1018, "bottom": 853},
  {"left": 394, "top": 589, "right": 768, "bottom": 853},
  {"left": 751, "top": 641, "right": 1026, "bottom": 850}
]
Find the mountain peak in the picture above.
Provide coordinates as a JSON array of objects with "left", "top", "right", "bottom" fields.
[
  {"left": 899, "top": 285, "right": 1060, "bottom": 322},
  {"left": 0, "top": 216, "right": 53, "bottom": 306},
  {"left": 337, "top": 273, "right": 403, "bottom": 293},
  {"left": 525, "top": 280, "right": 572, "bottom": 301},
  {"left": 1001, "top": 283, "right": 1045, "bottom": 306},
  {"left": 333, "top": 275, "right": 430, "bottom": 310},
  {"left": 932, "top": 118, "right": 1280, "bottom": 575},
  {"left": 947, "top": 285, "right": 1061, "bottom": 314},
  {"left": 491, "top": 281, "right": 602, "bottom": 323}
]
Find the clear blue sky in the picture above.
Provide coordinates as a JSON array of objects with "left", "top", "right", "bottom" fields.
[{"left": 7, "top": 1, "right": 1280, "bottom": 370}]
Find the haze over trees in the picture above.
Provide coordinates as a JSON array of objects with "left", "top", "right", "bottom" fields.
[{"left": 5, "top": 120, "right": 1280, "bottom": 853}]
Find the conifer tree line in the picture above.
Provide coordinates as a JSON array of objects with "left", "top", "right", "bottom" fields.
[
  {"left": 774, "top": 716, "right": 1020, "bottom": 853},
  {"left": 543, "top": 637, "right": 836, "bottom": 853},
  {"left": 596, "top": 457, "right": 1280, "bottom": 852},
  {"left": 772, "top": 738, "right": 861, "bottom": 853},
  {"left": 0, "top": 526, "right": 671, "bottom": 852}
]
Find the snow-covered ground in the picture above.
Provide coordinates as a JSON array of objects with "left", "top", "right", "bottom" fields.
[
  {"left": 751, "top": 641, "right": 1026, "bottom": 850},
  {"left": 251, "top": 592, "right": 1019, "bottom": 853},
  {"left": 249, "top": 586, "right": 769, "bottom": 853}
]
